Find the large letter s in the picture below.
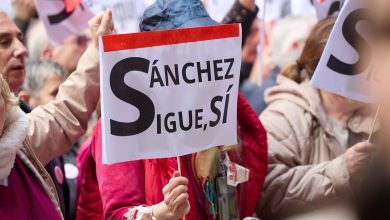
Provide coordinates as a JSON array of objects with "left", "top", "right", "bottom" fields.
[
  {"left": 110, "top": 57, "right": 155, "bottom": 136},
  {"left": 326, "top": 8, "right": 371, "bottom": 75}
]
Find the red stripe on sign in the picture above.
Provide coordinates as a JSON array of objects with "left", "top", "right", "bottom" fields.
[{"left": 102, "top": 24, "right": 240, "bottom": 52}]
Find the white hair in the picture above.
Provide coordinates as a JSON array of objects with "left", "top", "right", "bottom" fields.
[
  {"left": 22, "top": 61, "right": 67, "bottom": 94},
  {"left": 270, "top": 15, "right": 316, "bottom": 68},
  {"left": 26, "top": 22, "right": 51, "bottom": 61}
]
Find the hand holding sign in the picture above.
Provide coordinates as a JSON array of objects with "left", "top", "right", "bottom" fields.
[
  {"left": 152, "top": 171, "right": 190, "bottom": 219},
  {"left": 89, "top": 9, "right": 115, "bottom": 48},
  {"left": 100, "top": 24, "right": 241, "bottom": 164},
  {"left": 345, "top": 141, "right": 375, "bottom": 176}
]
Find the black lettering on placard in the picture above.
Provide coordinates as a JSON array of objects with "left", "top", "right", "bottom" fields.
[
  {"left": 197, "top": 61, "right": 212, "bottom": 82},
  {"left": 222, "top": 85, "right": 233, "bottom": 123},
  {"left": 182, "top": 63, "right": 196, "bottom": 84},
  {"left": 178, "top": 111, "right": 192, "bottom": 131},
  {"left": 108, "top": 56, "right": 236, "bottom": 135},
  {"left": 195, "top": 109, "right": 203, "bottom": 129},
  {"left": 48, "top": 1, "right": 84, "bottom": 24},
  {"left": 150, "top": 60, "right": 164, "bottom": 88},
  {"left": 326, "top": 8, "right": 371, "bottom": 75},
  {"left": 110, "top": 57, "right": 155, "bottom": 136},
  {"left": 210, "top": 96, "right": 223, "bottom": 127},
  {"left": 164, "top": 112, "right": 176, "bottom": 133},
  {"left": 224, "top": 58, "right": 234, "bottom": 79}
]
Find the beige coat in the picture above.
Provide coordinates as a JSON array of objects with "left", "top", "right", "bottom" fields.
[
  {"left": 1, "top": 46, "right": 99, "bottom": 219},
  {"left": 257, "top": 76, "right": 373, "bottom": 220}
]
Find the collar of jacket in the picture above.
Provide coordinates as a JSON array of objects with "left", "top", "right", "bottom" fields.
[
  {"left": 264, "top": 75, "right": 376, "bottom": 137},
  {"left": 0, "top": 107, "right": 28, "bottom": 185}
]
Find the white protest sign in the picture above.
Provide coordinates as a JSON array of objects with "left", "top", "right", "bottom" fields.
[
  {"left": 84, "top": 0, "right": 147, "bottom": 33},
  {"left": 312, "top": 0, "right": 342, "bottom": 20},
  {"left": 100, "top": 24, "right": 242, "bottom": 164},
  {"left": 310, "top": 0, "right": 374, "bottom": 102},
  {"left": 33, "top": 0, "right": 94, "bottom": 43}
]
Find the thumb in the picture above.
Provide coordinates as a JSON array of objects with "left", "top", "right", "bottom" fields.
[
  {"left": 172, "top": 171, "right": 181, "bottom": 178},
  {"left": 355, "top": 141, "right": 375, "bottom": 153}
]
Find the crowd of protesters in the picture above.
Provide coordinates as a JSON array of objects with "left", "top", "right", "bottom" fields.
[{"left": 0, "top": 0, "right": 390, "bottom": 219}]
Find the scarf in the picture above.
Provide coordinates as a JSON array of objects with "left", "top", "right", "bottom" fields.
[{"left": 0, "top": 107, "right": 28, "bottom": 186}]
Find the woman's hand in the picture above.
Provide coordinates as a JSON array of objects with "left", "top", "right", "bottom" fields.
[
  {"left": 153, "top": 171, "right": 191, "bottom": 220},
  {"left": 88, "top": 9, "right": 115, "bottom": 49},
  {"left": 345, "top": 141, "right": 375, "bottom": 176}
]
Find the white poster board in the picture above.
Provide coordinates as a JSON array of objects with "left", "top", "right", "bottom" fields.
[
  {"left": 310, "top": 0, "right": 374, "bottom": 102},
  {"left": 313, "top": 0, "right": 342, "bottom": 20},
  {"left": 33, "top": 0, "right": 94, "bottom": 43},
  {"left": 99, "top": 24, "right": 242, "bottom": 164}
]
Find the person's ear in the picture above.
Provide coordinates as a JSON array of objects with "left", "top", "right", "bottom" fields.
[
  {"left": 41, "top": 45, "right": 54, "bottom": 60},
  {"left": 18, "top": 91, "right": 31, "bottom": 105}
]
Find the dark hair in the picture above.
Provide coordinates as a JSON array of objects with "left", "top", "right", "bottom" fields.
[{"left": 280, "top": 17, "right": 337, "bottom": 83}]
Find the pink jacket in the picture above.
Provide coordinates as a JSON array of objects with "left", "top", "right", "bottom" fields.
[{"left": 77, "top": 94, "right": 268, "bottom": 220}]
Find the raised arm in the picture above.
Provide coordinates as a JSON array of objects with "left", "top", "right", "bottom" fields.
[{"left": 27, "top": 9, "right": 114, "bottom": 165}]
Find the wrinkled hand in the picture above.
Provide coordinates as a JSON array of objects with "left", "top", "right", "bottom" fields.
[
  {"left": 345, "top": 141, "right": 375, "bottom": 176},
  {"left": 154, "top": 171, "right": 191, "bottom": 220},
  {"left": 12, "top": 0, "right": 36, "bottom": 21},
  {"left": 88, "top": 9, "right": 115, "bottom": 48}
]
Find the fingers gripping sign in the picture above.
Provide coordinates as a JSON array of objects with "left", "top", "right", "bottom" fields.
[{"left": 153, "top": 171, "right": 190, "bottom": 219}]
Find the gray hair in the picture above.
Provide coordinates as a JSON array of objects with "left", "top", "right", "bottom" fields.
[
  {"left": 270, "top": 15, "right": 316, "bottom": 68},
  {"left": 23, "top": 61, "right": 67, "bottom": 94},
  {"left": 26, "top": 22, "right": 51, "bottom": 61}
]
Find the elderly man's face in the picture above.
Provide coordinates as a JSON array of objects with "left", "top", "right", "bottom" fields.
[{"left": 0, "top": 14, "right": 27, "bottom": 92}]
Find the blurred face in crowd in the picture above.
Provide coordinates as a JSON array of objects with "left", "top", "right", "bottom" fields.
[
  {"left": 0, "top": 13, "right": 27, "bottom": 92},
  {"left": 20, "top": 73, "right": 64, "bottom": 108},
  {"left": 46, "top": 34, "right": 90, "bottom": 73},
  {"left": 242, "top": 18, "right": 260, "bottom": 63},
  {"left": 319, "top": 77, "right": 365, "bottom": 121}
]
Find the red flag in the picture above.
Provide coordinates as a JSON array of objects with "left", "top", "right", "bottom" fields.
[{"left": 65, "top": 0, "right": 81, "bottom": 13}]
